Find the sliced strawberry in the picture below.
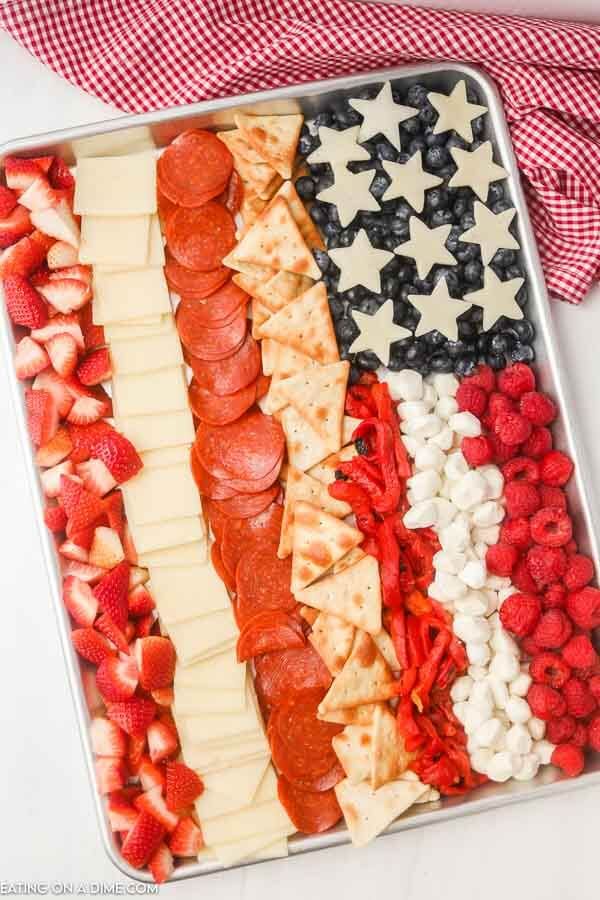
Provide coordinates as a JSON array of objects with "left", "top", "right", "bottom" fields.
[
  {"left": 168, "top": 817, "right": 203, "bottom": 857},
  {"left": 25, "top": 388, "right": 59, "bottom": 446},
  {"left": 46, "top": 332, "right": 79, "bottom": 377},
  {"left": 4, "top": 156, "right": 50, "bottom": 192},
  {"left": 0, "top": 185, "right": 17, "bottom": 218},
  {"left": 69, "top": 524, "right": 96, "bottom": 551},
  {"left": 151, "top": 687, "right": 174, "bottom": 707},
  {"left": 139, "top": 756, "right": 165, "bottom": 792},
  {"left": 77, "top": 348, "right": 111, "bottom": 386},
  {"left": 107, "top": 698, "right": 156, "bottom": 738},
  {"left": 135, "top": 787, "right": 179, "bottom": 832},
  {"left": 44, "top": 504, "right": 67, "bottom": 533},
  {"left": 93, "top": 560, "right": 129, "bottom": 630},
  {"left": 107, "top": 792, "right": 139, "bottom": 833},
  {"left": 96, "top": 757, "right": 126, "bottom": 794},
  {"left": 61, "top": 558, "right": 105, "bottom": 583},
  {"left": 2, "top": 275, "right": 48, "bottom": 328},
  {"left": 66, "top": 392, "right": 109, "bottom": 426},
  {"left": 121, "top": 811, "right": 165, "bottom": 869},
  {"left": 90, "top": 430, "right": 143, "bottom": 484},
  {"left": 127, "top": 734, "right": 147, "bottom": 776},
  {"left": 32, "top": 314, "right": 84, "bottom": 351},
  {"left": 129, "top": 567, "right": 149, "bottom": 592},
  {"left": 129, "top": 585, "right": 155, "bottom": 618},
  {"left": 148, "top": 842, "right": 173, "bottom": 884},
  {"left": 67, "top": 421, "right": 114, "bottom": 463},
  {"left": 0, "top": 231, "right": 51, "bottom": 278},
  {"left": 90, "top": 716, "right": 127, "bottom": 757},
  {"left": 49, "top": 157, "right": 74, "bottom": 191},
  {"left": 47, "top": 240, "right": 78, "bottom": 270},
  {"left": 32, "top": 371, "right": 72, "bottom": 419},
  {"left": 59, "top": 539, "right": 88, "bottom": 563},
  {"left": 48, "top": 265, "right": 91, "bottom": 286},
  {"left": 19, "top": 176, "right": 58, "bottom": 212},
  {"left": 89, "top": 527, "right": 125, "bottom": 569},
  {"left": 95, "top": 615, "right": 130, "bottom": 658},
  {"left": 41, "top": 460, "right": 75, "bottom": 497},
  {"left": 37, "top": 277, "right": 90, "bottom": 314},
  {"left": 0, "top": 205, "right": 33, "bottom": 249},
  {"left": 60, "top": 474, "right": 106, "bottom": 532},
  {"left": 96, "top": 655, "right": 138, "bottom": 702},
  {"left": 146, "top": 719, "right": 179, "bottom": 765},
  {"left": 14, "top": 336, "right": 49, "bottom": 380},
  {"left": 72, "top": 627, "right": 114, "bottom": 664},
  {"left": 63, "top": 575, "right": 97, "bottom": 625},
  {"left": 36, "top": 425, "right": 72, "bottom": 467},
  {"left": 79, "top": 302, "right": 105, "bottom": 351},
  {"left": 165, "top": 762, "right": 203, "bottom": 812},
  {"left": 135, "top": 637, "right": 175, "bottom": 692},
  {"left": 81, "top": 665, "right": 105, "bottom": 713},
  {"left": 124, "top": 621, "right": 136, "bottom": 643},
  {"left": 135, "top": 613, "right": 156, "bottom": 639},
  {"left": 76, "top": 459, "right": 117, "bottom": 497},
  {"left": 30, "top": 198, "right": 80, "bottom": 248}
]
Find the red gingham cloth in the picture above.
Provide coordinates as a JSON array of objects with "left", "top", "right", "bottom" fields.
[{"left": 1, "top": 0, "right": 599, "bottom": 304}]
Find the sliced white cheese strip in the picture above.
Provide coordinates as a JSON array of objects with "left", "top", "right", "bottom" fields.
[
  {"left": 79, "top": 214, "right": 150, "bottom": 266},
  {"left": 202, "top": 801, "right": 294, "bottom": 848},
  {"left": 168, "top": 606, "right": 238, "bottom": 666},
  {"left": 128, "top": 515, "right": 205, "bottom": 554},
  {"left": 140, "top": 445, "right": 191, "bottom": 470},
  {"left": 139, "top": 540, "right": 206, "bottom": 568},
  {"left": 105, "top": 316, "right": 175, "bottom": 341},
  {"left": 182, "top": 737, "right": 268, "bottom": 773},
  {"left": 74, "top": 153, "right": 157, "bottom": 216},
  {"left": 149, "top": 562, "right": 229, "bottom": 624},
  {"left": 195, "top": 758, "right": 270, "bottom": 820},
  {"left": 122, "top": 463, "right": 201, "bottom": 525},
  {"left": 110, "top": 332, "right": 183, "bottom": 375},
  {"left": 214, "top": 828, "right": 291, "bottom": 867},
  {"left": 181, "top": 681, "right": 263, "bottom": 747},
  {"left": 112, "top": 368, "right": 187, "bottom": 417},
  {"left": 251, "top": 838, "right": 289, "bottom": 861},
  {"left": 72, "top": 128, "right": 154, "bottom": 161},
  {"left": 148, "top": 214, "right": 165, "bottom": 267},
  {"left": 173, "top": 636, "right": 237, "bottom": 666},
  {"left": 174, "top": 649, "right": 246, "bottom": 692},
  {"left": 175, "top": 684, "right": 246, "bottom": 715},
  {"left": 115, "top": 410, "right": 195, "bottom": 452},
  {"left": 93, "top": 268, "right": 171, "bottom": 324}
]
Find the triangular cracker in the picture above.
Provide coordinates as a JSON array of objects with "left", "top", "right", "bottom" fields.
[
  {"left": 281, "top": 406, "right": 334, "bottom": 471},
  {"left": 332, "top": 724, "right": 372, "bottom": 785},
  {"left": 232, "top": 272, "right": 266, "bottom": 297},
  {"left": 235, "top": 113, "right": 303, "bottom": 179},
  {"left": 251, "top": 298, "right": 272, "bottom": 338},
  {"left": 278, "top": 465, "right": 351, "bottom": 559},
  {"left": 372, "top": 629, "right": 400, "bottom": 672},
  {"left": 240, "top": 186, "right": 268, "bottom": 229},
  {"left": 260, "top": 282, "right": 339, "bottom": 364},
  {"left": 295, "top": 554, "right": 382, "bottom": 635},
  {"left": 319, "top": 631, "right": 395, "bottom": 712},
  {"left": 370, "top": 705, "right": 404, "bottom": 790},
  {"left": 260, "top": 338, "right": 278, "bottom": 376},
  {"left": 275, "top": 361, "right": 349, "bottom": 447},
  {"left": 318, "top": 703, "right": 379, "bottom": 726},
  {"left": 307, "top": 443, "right": 358, "bottom": 485},
  {"left": 254, "top": 270, "right": 313, "bottom": 314},
  {"left": 298, "top": 605, "right": 319, "bottom": 626},
  {"left": 309, "top": 611, "right": 355, "bottom": 677},
  {"left": 291, "top": 501, "right": 362, "bottom": 593},
  {"left": 268, "top": 181, "right": 325, "bottom": 250},
  {"left": 334, "top": 778, "right": 427, "bottom": 848},
  {"left": 264, "top": 345, "right": 319, "bottom": 415},
  {"left": 222, "top": 251, "right": 274, "bottom": 283},
  {"left": 233, "top": 197, "right": 321, "bottom": 279},
  {"left": 217, "top": 130, "right": 265, "bottom": 165},
  {"left": 332, "top": 546, "right": 367, "bottom": 575}
]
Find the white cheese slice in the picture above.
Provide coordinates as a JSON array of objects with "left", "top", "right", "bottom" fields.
[
  {"left": 139, "top": 540, "right": 206, "bottom": 568},
  {"left": 79, "top": 214, "right": 150, "bottom": 266},
  {"left": 168, "top": 607, "right": 238, "bottom": 666},
  {"left": 201, "top": 801, "right": 294, "bottom": 848},
  {"left": 105, "top": 316, "right": 175, "bottom": 341},
  {"left": 213, "top": 829, "right": 291, "bottom": 867},
  {"left": 74, "top": 153, "right": 157, "bottom": 216},
  {"left": 251, "top": 838, "right": 289, "bottom": 861},
  {"left": 175, "top": 684, "right": 246, "bottom": 715},
  {"left": 112, "top": 368, "right": 187, "bottom": 417},
  {"left": 93, "top": 268, "right": 171, "bottom": 324},
  {"left": 181, "top": 736, "right": 268, "bottom": 773},
  {"left": 317, "top": 165, "right": 380, "bottom": 229},
  {"left": 194, "top": 758, "right": 270, "bottom": 820},
  {"left": 408, "top": 277, "right": 473, "bottom": 343},
  {"left": 128, "top": 515, "right": 205, "bottom": 554},
  {"left": 181, "top": 681, "right": 263, "bottom": 747},
  {"left": 328, "top": 229, "right": 393, "bottom": 294},
  {"left": 110, "top": 332, "right": 183, "bottom": 375},
  {"left": 72, "top": 128, "right": 154, "bottom": 160},
  {"left": 140, "top": 445, "right": 191, "bottom": 470},
  {"left": 95, "top": 216, "right": 165, "bottom": 272},
  {"left": 115, "top": 410, "right": 194, "bottom": 452},
  {"left": 149, "top": 562, "right": 230, "bottom": 624},
  {"left": 121, "top": 463, "right": 201, "bottom": 525},
  {"left": 349, "top": 300, "right": 411, "bottom": 368},
  {"left": 174, "top": 649, "right": 246, "bottom": 692}
]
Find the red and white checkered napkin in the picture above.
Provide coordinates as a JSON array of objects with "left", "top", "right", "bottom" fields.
[{"left": 1, "top": 0, "right": 599, "bottom": 304}]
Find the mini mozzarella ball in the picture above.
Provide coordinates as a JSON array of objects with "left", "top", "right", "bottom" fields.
[
  {"left": 398, "top": 400, "right": 430, "bottom": 420},
  {"left": 407, "top": 469, "right": 442, "bottom": 502},
  {"left": 450, "top": 471, "right": 489, "bottom": 511},
  {"left": 533, "top": 740, "right": 555, "bottom": 765},
  {"left": 435, "top": 571, "right": 468, "bottom": 601},
  {"left": 453, "top": 614, "right": 491, "bottom": 645},
  {"left": 444, "top": 451, "right": 469, "bottom": 482},
  {"left": 479, "top": 465, "right": 504, "bottom": 499},
  {"left": 429, "top": 425, "right": 454, "bottom": 450},
  {"left": 487, "top": 676, "right": 510, "bottom": 710},
  {"left": 474, "top": 717, "right": 506, "bottom": 750},
  {"left": 403, "top": 500, "right": 438, "bottom": 529},
  {"left": 459, "top": 559, "right": 487, "bottom": 590},
  {"left": 430, "top": 373, "right": 459, "bottom": 397},
  {"left": 472, "top": 524, "right": 501, "bottom": 545},
  {"left": 514, "top": 753, "right": 540, "bottom": 782},
  {"left": 433, "top": 549, "right": 466, "bottom": 575},
  {"left": 432, "top": 497, "right": 457, "bottom": 527},
  {"left": 439, "top": 517, "right": 471, "bottom": 553},
  {"left": 427, "top": 581, "right": 452, "bottom": 606},
  {"left": 471, "top": 679, "right": 493, "bottom": 706},
  {"left": 505, "top": 696, "right": 532, "bottom": 725},
  {"left": 464, "top": 703, "right": 493, "bottom": 735},
  {"left": 383, "top": 368, "right": 422, "bottom": 401},
  {"left": 469, "top": 664, "right": 488, "bottom": 681},
  {"left": 471, "top": 748, "right": 494, "bottom": 775},
  {"left": 401, "top": 413, "right": 442, "bottom": 439},
  {"left": 455, "top": 591, "right": 488, "bottom": 617},
  {"left": 453, "top": 701, "right": 469, "bottom": 724},
  {"left": 488, "top": 612, "right": 501, "bottom": 631},
  {"left": 483, "top": 590, "right": 499, "bottom": 616},
  {"left": 486, "top": 575, "right": 511, "bottom": 591},
  {"left": 467, "top": 642, "right": 491, "bottom": 666},
  {"left": 472, "top": 501, "right": 505, "bottom": 528},
  {"left": 487, "top": 751, "right": 521, "bottom": 782},
  {"left": 401, "top": 435, "right": 424, "bottom": 458},
  {"left": 490, "top": 628, "right": 520, "bottom": 657},
  {"left": 448, "top": 411, "right": 482, "bottom": 437},
  {"left": 414, "top": 443, "right": 446, "bottom": 471},
  {"left": 489, "top": 651, "right": 521, "bottom": 683},
  {"left": 474, "top": 541, "right": 488, "bottom": 560},
  {"left": 435, "top": 396, "right": 458, "bottom": 420},
  {"left": 450, "top": 675, "right": 474, "bottom": 703},
  {"left": 528, "top": 718, "right": 546, "bottom": 741},
  {"left": 505, "top": 723, "right": 533, "bottom": 755},
  {"left": 510, "top": 672, "right": 532, "bottom": 697},
  {"left": 422, "top": 382, "right": 438, "bottom": 407}
]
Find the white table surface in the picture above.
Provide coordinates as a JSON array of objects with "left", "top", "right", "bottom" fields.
[{"left": 1, "top": 28, "right": 599, "bottom": 900}]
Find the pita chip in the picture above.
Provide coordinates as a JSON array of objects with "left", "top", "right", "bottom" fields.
[
  {"left": 332, "top": 546, "right": 366, "bottom": 575},
  {"left": 235, "top": 113, "right": 303, "bottom": 179},
  {"left": 217, "top": 129, "right": 265, "bottom": 165},
  {"left": 332, "top": 724, "right": 372, "bottom": 785},
  {"left": 318, "top": 631, "right": 395, "bottom": 712},
  {"left": 309, "top": 611, "right": 355, "bottom": 676},
  {"left": 232, "top": 272, "right": 264, "bottom": 297},
  {"left": 308, "top": 443, "right": 358, "bottom": 485},
  {"left": 334, "top": 777, "right": 427, "bottom": 848},
  {"left": 279, "top": 466, "right": 351, "bottom": 559},
  {"left": 318, "top": 703, "right": 379, "bottom": 726},
  {"left": 281, "top": 406, "right": 335, "bottom": 471},
  {"left": 372, "top": 629, "right": 400, "bottom": 671},
  {"left": 275, "top": 361, "right": 349, "bottom": 448},
  {"left": 251, "top": 298, "right": 272, "bottom": 337},
  {"left": 272, "top": 343, "right": 318, "bottom": 383},
  {"left": 240, "top": 187, "right": 268, "bottom": 229},
  {"left": 260, "top": 338, "right": 278, "bottom": 376},
  {"left": 233, "top": 197, "right": 321, "bottom": 279},
  {"left": 254, "top": 270, "right": 313, "bottom": 313},
  {"left": 222, "top": 251, "right": 274, "bottom": 283},
  {"left": 259, "top": 282, "right": 338, "bottom": 364},
  {"left": 268, "top": 181, "right": 325, "bottom": 250},
  {"left": 370, "top": 705, "right": 404, "bottom": 790},
  {"left": 295, "top": 554, "right": 382, "bottom": 635},
  {"left": 290, "top": 501, "right": 362, "bottom": 593}
]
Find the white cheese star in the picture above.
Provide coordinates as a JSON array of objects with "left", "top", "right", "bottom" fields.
[
  {"left": 381, "top": 152, "right": 443, "bottom": 212},
  {"left": 460, "top": 201, "right": 520, "bottom": 265},
  {"left": 407, "top": 277, "right": 473, "bottom": 342},
  {"left": 448, "top": 142, "right": 508, "bottom": 202},
  {"left": 428, "top": 80, "right": 487, "bottom": 143},
  {"left": 307, "top": 125, "right": 371, "bottom": 166},
  {"left": 349, "top": 300, "right": 411, "bottom": 367},
  {"left": 349, "top": 81, "right": 418, "bottom": 151},
  {"left": 394, "top": 216, "right": 457, "bottom": 280},
  {"left": 317, "top": 164, "right": 380, "bottom": 228},
  {"left": 464, "top": 266, "right": 524, "bottom": 330},
  {"left": 328, "top": 229, "right": 394, "bottom": 294}
]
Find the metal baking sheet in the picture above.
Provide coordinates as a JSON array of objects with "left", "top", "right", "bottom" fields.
[{"left": 2, "top": 62, "right": 599, "bottom": 882}]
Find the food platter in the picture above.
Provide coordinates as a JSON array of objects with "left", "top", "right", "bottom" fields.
[{"left": 1, "top": 62, "right": 600, "bottom": 883}]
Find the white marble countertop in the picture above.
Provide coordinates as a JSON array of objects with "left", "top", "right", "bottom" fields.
[{"left": 1, "top": 28, "right": 598, "bottom": 900}]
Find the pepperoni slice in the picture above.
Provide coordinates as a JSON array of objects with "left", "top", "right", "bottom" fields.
[
  {"left": 189, "top": 379, "right": 256, "bottom": 427},
  {"left": 237, "top": 611, "right": 305, "bottom": 662},
  {"left": 210, "top": 483, "right": 279, "bottom": 519},
  {"left": 223, "top": 170, "right": 243, "bottom": 216},
  {"left": 180, "top": 283, "right": 248, "bottom": 328},
  {"left": 218, "top": 452, "right": 282, "bottom": 496},
  {"left": 254, "top": 646, "right": 332, "bottom": 710},
  {"left": 221, "top": 503, "right": 283, "bottom": 578},
  {"left": 157, "top": 131, "right": 233, "bottom": 207},
  {"left": 277, "top": 778, "right": 343, "bottom": 834},
  {"left": 167, "top": 202, "right": 236, "bottom": 272},
  {"left": 157, "top": 189, "right": 176, "bottom": 228},
  {"left": 188, "top": 332, "right": 261, "bottom": 397},
  {"left": 191, "top": 448, "right": 238, "bottom": 500},
  {"left": 235, "top": 544, "right": 295, "bottom": 625},
  {"left": 195, "top": 408, "right": 285, "bottom": 481},
  {"left": 201, "top": 498, "right": 229, "bottom": 544},
  {"left": 177, "top": 303, "right": 247, "bottom": 360},
  {"left": 211, "top": 541, "right": 236, "bottom": 594},
  {"left": 165, "top": 251, "right": 230, "bottom": 298},
  {"left": 269, "top": 690, "right": 344, "bottom": 789}
]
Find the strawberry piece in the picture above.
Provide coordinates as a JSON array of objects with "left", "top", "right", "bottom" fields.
[
  {"left": 63, "top": 575, "right": 98, "bottom": 626},
  {"left": 0, "top": 185, "right": 17, "bottom": 218},
  {"left": 96, "top": 656, "right": 138, "bottom": 702},
  {"left": 135, "top": 787, "right": 179, "bottom": 832},
  {"left": 48, "top": 264, "right": 92, "bottom": 286},
  {"left": 95, "top": 612, "right": 129, "bottom": 653},
  {"left": 19, "top": 176, "right": 58, "bottom": 212},
  {"left": 46, "top": 332, "right": 79, "bottom": 377},
  {"left": 60, "top": 474, "right": 106, "bottom": 532},
  {"left": 59, "top": 539, "right": 89, "bottom": 563},
  {"left": 30, "top": 198, "right": 80, "bottom": 248},
  {"left": 165, "top": 762, "right": 203, "bottom": 811},
  {"left": 3, "top": 275, "right": 48, "bottom": 328},
  {"left": 127, "top": 735, "right": 147, "bottom": 776},
  {"left": 15, "top": 336, "right": 49, "bottom": 380},
  {"left": 79, "top": 302, "right": 105, "bottom": 351},
  {"left": 128, "top": 565, "right": 148, "bottom": 591},
  {"left": 69, "top": 525, "right": 96, "bottom": 551},
  {"left": 72, "top": 627, "right": 115, "bottom": 664},
  {"left": 107, "top": 698, "right": 156, "bottom": 738},
  {"left": 147, "top": 718, "right": 179, "bottom": 765},
  {"left": 37, "top": 277, "right": 90, "bottom": 314},
  {"left": 129, "top": 585, "right": 155, "bottom": 618},
  {"left": 0, "top": 231, "right": 51, "bottom": 278},
  {"left": 81, "top": 665, "right": 105, "bottom": 713},
  {"left": 105, "top": 492, "right": 125, "bottom": 537},
  {"left": 135, "top": 637, "right": 175, "bottom": 691},
  {"left": 76, "top": 459, "right": 117, "bottom": 497},
  {"left": 33, "top": 371, "right": 73, "bottom": 419},
  {"left": 36, "top": 426, "right": 73, "bottom": 467},
  {"left": 86, "top": 428, "right": 143, "bottom": 484},
  {"left": 123, "top": 526, "right": 138, "bottom": 566},
  {"left": 151, "top": 687, "right": 174, "bottom": 707},
  {"left": 32, "top": 313, "right": 84, "bottom": 350},
  {"left": 67, "top": 421, "right": 114, "bottom": 463},
  {"left": 77, "top": 348, "right": 111, "bottom": 386},
  {"left": 93, "top": 560, "right": 130, "bottom": 630},
  {"left": 89, "top": 527, "right": 125, "bottom": 569},
  {"left": 107, "top": 792, "right": 138, "bottom": 833},
  {"left": 4, "top": 156, "right": 49, "bottom": 192},
  {"left": 96, "top": 758, "right": 127, "bottom": 794},
  {"left": 139, "top": 756, "right": 166, "bottom": 792},
  {"left": 25, "top": 388, "right": 59, "bottom": 446},
  {"left": 49, "top": 157, "right": 75, "bottom": 191},
  {"left": 47, "top": 240, "right": 78, "bottom": 270},
  {"left": 66, "top": 392, "right": 109, "bottom": 425},
  {"left": 148, "top": 842, "right": 173, "bottom": 884},
  {"left": 0, "top": 205, "right": 33, "bottom": 249},
  {"left": 90, "top": 716, "right": 127, "bottom": 757},
  {"left": 168, "top": 817, "right": 204, "bottom": 857},
  {"left": 135, "top": 613, "right": 156, "bottom": 639},
  {"left": 121, "top": 812, "right": 165, "bottom": 869},
  {"left": 61, "top": 559, "right": 105, "bottom": 583},
  {"left": 44, "top": 504, "right": 67, "bottom": 533}
]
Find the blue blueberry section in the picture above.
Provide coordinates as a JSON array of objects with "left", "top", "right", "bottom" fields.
[{"left": 298, "top": 80, "right": 535, "bottom": 384}]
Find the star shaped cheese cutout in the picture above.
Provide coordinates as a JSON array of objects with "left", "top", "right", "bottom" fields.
[
  {"left": 307, "top": 125, "right": 371, "bottom": 166},
  {"left": 407, "top": 277, "right": 473, "bottom": 342},
  {"left": 317, "top": 164, "right": 380, "bottom": 228},
  {"left": 394, "top": 216, "right": 457, "bottom": 280},
  {"left": 349, "top": 81, "right": 418, "bottom": 151},
  {"left": 381, "top": 152, "right": 443, "bottom": 212},
  {"left": 349, "top": 300, "right": 411, "bottom": 366},
  {"left": 428, "top": 80, "right": 487, "bottom": 143},
  {"left": 328, "top": 229, "right": 394, "bottom": 294},
  {"left": 449, "top": 141, "right": 508, "bottom": 202},
  {"left": 464, "top": 266, "right": 524, "bottom": 330},
  {"left": 461, "top": 200, "right": 520, "bottom": 265}
]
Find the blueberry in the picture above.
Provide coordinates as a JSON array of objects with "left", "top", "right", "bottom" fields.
[
  {"left": 348, "top": 159, "right": 377, "bottom": 174},
  {"left": 394, "top": 262, "right": 413, "bottom": 283},
  {"left": 472, "top": 115, "right": 485, "bottom": 138},
  {"left": 512, "top": 319, "right": 535, "bottom": 342},
  {"left": 516, "top": 285, "right": 528, "bottom": 308},
  {"left": 383, "top": 235, "right": 398, "bottom": 252},
  {"left": 323, "top": 221, "right": 341, "bottom": 242},
  {"left": 463, "top": 260, "right": 483, "bottom": 284},
  {"left": 455, "top": 242, "right": 479, "bottom": 263},
  {"left": 328, "top": 204, "right": 341, "bottom": 224},
  {"left": 437, "top": 164, "right": 456, "bottom": 183},
  {"left": 361, "top": 139, "right": 379, "bottom": 160},
  {"left": 491, "top": 248, "right": 516, "bottom": 269},
  {"left": 388, "top": 344, "right": 407, "bottom": 372},
  {"left": 458, "top": 319, "right": 477, "bottom": 340},
  {"left": 476, "top": 333, "right": 490, "bottom": 354},
  {"left": 327, "top": 235, "right": 341, "bottom": 250},
  {"left": 359, "top": 295, "right": 382, "bottom": 316},
  {"left": 447, "top": 340, "right": 467, "bottom": 359},
  {"left": 295, "top": 176, "right": 316, "bottom": 201},
  {"left": 409, "top": 137, "right": 427, "bottom": 156},
  {"left": 425, "top": 187, "right": 449, "bottom": 213},
  {"left": 313, "top": 249, "right": 330, "bottom": 273},
  {"left": 395, "top": 201, "right": 413, "bottom": 222},
  {"left": 406, "top": 83, "right": 429, "bottom": 108},
  {"left": 505, "top": 264, "right": 524, "bottom": 280},
  {"left": 446, "top": 225, "right": 461, "bottom": 255},
  {"left": 338, "top": 228, "right": 357, "bottom": 248},
  {"left": 355, "top": 437, "right": 370, "bottom": 456},
  {"left": 419, "top": 104, "right": 437, "bottom": 126},
  {"left": 460, "top": 211, "right": 476, "bottom": 230},
  {"left": 400, "top": 284, "right": 414, "bottom": 303},
  {"left": 360, "top": 211, "right": 380, "bottom": 230},
  {"left": 401, "top": 118, "right": 422, "bottom": 139},
  {"left": 433, "top": 266, "right": 461, "bottom": 295},
  {"left": 426, "top": 146, "right": 449, "bottom": 170},
  {"left": 424, "top": 128, "right": 447, "bottom": 148},
  {"left": 345, "top": 285, "right": 366, "bottom": 306},
  {"left": 298, "top": 128, "right": 318, "bottom": 157},
  {"left": 403, "top": 307, "right": 420, "bottom": 331},
  {"left": 425, "top": 329, "right": 446, "bottom": 348},
  {"left": 491, "top": 199, "right": 512, "bottom": 214},
  {"left": 370, "top": 173, "right": 389, "bottom": 200},
  {"left": 349, "top": 364, "right": 362, "bottom": 385},
  {"left": 336, "top": 316, "right": 359, "bottom": 344},
  {"left": 354, "top": 85, "right": 378, "bottom": 101},
  {"left": 429, "top": 351, "right": 454, "bottom": 373},
  {"left": 375, "top": 140, "right": 398, "bottom": 162},
  {"left": 490, "top": 332, "right": 515, "bottom": 354},
  {"left": 314, "top": 111, "right": 334, "bottom": 129},
  {"left": 356, "top": 350, "right": 381, "bottom": 370},
  {"left": 453, "top": 196, "right": 471, "bottom": 220},
  {"left": 454, "top": 352, "right": 478, "bottom": 376},
  {"left": 486, "top": 352, "right": 507, "bottom": 370},
  {"left": 382, "top": 273, "right": 400, "bottom": 299},
  {"left": 487, "top": 182, "right": 505, "bottom": 205},
  {"left": 336, "top": 108, "right": 361, "bottom": 128},
  {"left": 329, "top": 296, "right": 345, "bottom": 321},
  {"left": 446, "top": 134, "right": 468, "bottom": 152},
  {"left": 310, "top": 204, "right": 329, "bottom": 227},
  {"left": 412, "top": 277, "right": 434, "bottom": 294},
  {"left": 366, "top": 224, "right": 385, "bottom": 247},
  {"left": 430, "top": 208, "right": 454, "bottom": 227},
  {"left": 405, "top": 342, "right": 425, "bottom": 365}
]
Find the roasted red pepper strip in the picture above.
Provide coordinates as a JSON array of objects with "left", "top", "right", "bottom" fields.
[
  {"left": 407, "top": 615, "right": 426, "bottom": 668},
  {"left": 413, "top": 629, "right": 451, "bottom": 709},
  {"left": 371, "top": 382, "right": 411, "bottom": 478},
  {"left": 397, "top": 697, "right": 423, "bottom": 752},
  {"left": 328, "top": 480, "right": 377, "bottom": 536},
  {"left": 345, "top": 384, "right": 377, "bottom": 419},
  {"left": 353, "top": 419, "right": 401, "bottom": 515}
]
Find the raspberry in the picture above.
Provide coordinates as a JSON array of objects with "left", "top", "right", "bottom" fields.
[
  {"left": 497, "top": 363, "right": 536, "bottom": 399},
  {"left": 502, "top": 457, "right": 540, "bottom": 484},
  {"left": 546, "top": 715, "right": 576, "bottom": 744},
  {"left": 530, "top": 507, "right": 573, "bottom": 548},
  {"left": 566, "top": 587, "right": 600, "bottom": 629},
  {"left": 527, "top": 683, "right": 567, "bottom": 720},
  {"left": 543, "top": 583, "right": 567, "bottom": 610},
  {"left": 513, "top": 557, "right": 538, "bottom": 594},
  {"left": 564, "top": 540, "right": 578, "bottom": 556},
  {"left": 488, "top": 432, "right": 519, "bottom": 464},
  {"left": 519, "top": 391, "right": 557, "bottom": 426},
  {"left": 530, "top": 651, "right": 572, "bottom": 689},
  {"left": 571, "top": 723, "right": 588, "bottom": 748},
  {"left": 562, "top": 634, "right": 597, "bottom": 669},
  {"left": 486, "top": 542, "right": 519, "bottom": 576},
  {"left": 504, "top": 481, "right": 541, "bottom": 518},
  {"left": 590, "top": 675, "right": 600, "bottom": 702},
  {"left": 482, "top": 392, "right": 514, "bottom": 431},
  {"left": 538, "top": 485, "right": 567, "bottom": 510},
  {"left": 461, "top": 435, "right": 493, "bottom": 467},
  {"left": 522, "top": 426, "right": 553, "bottom": 459},
  {"left": 539, "top": 450, "right": 574, "bottom": 487},
  {"left": 551, "top": 743, "right": 585, "bottom": 777},
  {"left": 499, "top": 592, "right": 542, "bottom": 637},
  {"left": 563, "top": 554, "right": 594, "bottom": 592},
  {"left": 494, "top": 411, "right": 532, "bottom": 446},
  {"left": 500, "top": 517, "right": 532, "bottom": 549},
  {"left": 463, "top": 364, "right": 496, "bottom": 394},
  {"left": 456, "top": 382, "right": 487, "bottom": 417},
  {"left": 527, "top": 545, "right": 567, "bottom": 587},
  {"left": 532, "top": 609, "right": 573, "bottom": 649},
  {"left": 588, "top": 713, "right": 600, "bottom": 751},
  {"left": 521, "top": 635, "right": 542, "bottom": 657},
  {"left": 563, "top": 677, "right": 597, "bottom": 718}
]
